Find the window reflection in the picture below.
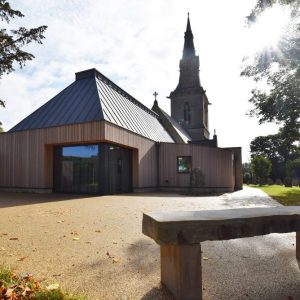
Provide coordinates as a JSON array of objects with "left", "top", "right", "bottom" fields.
[
  {"left": 60, "top": 145, "right": 99, "bottom": 193},
  {"left": 54, "top": 144, "right": 132, "bottom": 195},
  {"left": 62, "top": 145, "right": 98, "bottom": 158}
]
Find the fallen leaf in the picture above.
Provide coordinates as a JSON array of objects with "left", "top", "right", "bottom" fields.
[
  {"left": 95, "top": 230, "right": 101, "bottom": 233},
  {"left": 113, "top": 241, "right": 118, "bottom": 244},
  {"left": 5, "top": 288, "right": 14, "bottom": 297},
  {"left": 203, "top": 257, "right": 209, "bottom": 260},
  {"left": 106, "top": 251, "right": 115, "bottom": 259},
  {"left": 9, "top": 237, "right": 18, "bottom": 241},
  {"left": 17, "top": 256, "right": 26, "bottom": 261},
  {"left": 72, "top": 237, "right": 80, "bottom": 241},
  {"left": 52, "top": 274, "right": 61, "bottom": 277},
  {"left": 22, "top": 286, "right": 32, "bottom": 297},
  {"left": 112, "top": 258, "right": 120, "bottom": 263},
  {"left": 46, "top": 283, "right": 59, "bottom": 291}
]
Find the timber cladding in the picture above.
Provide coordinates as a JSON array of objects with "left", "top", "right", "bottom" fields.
[
  {"left": 158, "top": 143, "right": 234, "bottom": 188},
  {"left": 0, "top": 121, "right": 157, "bottom": 190}
]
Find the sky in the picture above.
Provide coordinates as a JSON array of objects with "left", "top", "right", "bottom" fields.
[{"left": 0, "top": 0, "right": 281, "bottom": 161}]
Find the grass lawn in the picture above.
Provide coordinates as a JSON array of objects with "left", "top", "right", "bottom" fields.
[{"left": 249, "top": 184, "right": 300, "bottom": 206}]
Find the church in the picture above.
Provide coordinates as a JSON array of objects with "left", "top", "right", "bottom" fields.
[{"left": 0, "top": 16, "right": 242, "bottom": 195}]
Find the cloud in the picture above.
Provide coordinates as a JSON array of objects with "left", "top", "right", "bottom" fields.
[{"left": 0, "top": 0, "right": 278, "bottom": 160}]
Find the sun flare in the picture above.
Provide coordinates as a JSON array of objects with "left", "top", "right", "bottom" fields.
[{"left": 248, "top": 4, "right": 291, "bottom": 52}]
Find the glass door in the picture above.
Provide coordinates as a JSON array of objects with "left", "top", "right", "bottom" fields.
[{"left": 54, "top": 145, "right": 100, "bottom": 194}]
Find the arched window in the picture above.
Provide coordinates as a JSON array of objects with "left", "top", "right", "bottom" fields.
[
  {"left": 204, "top": 103, "right": 208, "bottom": 127},
  {"left": 184, "top": 102, "right": 191, "bottom": 123}
]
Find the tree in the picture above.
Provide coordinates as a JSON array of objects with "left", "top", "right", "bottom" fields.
[
  {"left": 242, "top": 162, "right": 252, "bottom": 184},
  {"left": 250, "top": 131, "right": 300, "bottom": 180},
  {"left": 286, "top": 158, "right": 300, "bottom": 178},
  {"left": 0, "top": 0, "right": 47, "bottom": 114},
  {"left": 242, "top": 0, "right": 300, "bottom": 146},
  {"left": 251, "top": 156, "right": 272, "bottom": 185}
]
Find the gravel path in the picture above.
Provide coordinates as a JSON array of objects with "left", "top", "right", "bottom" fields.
[{"left": 0, "top": 187, "right": 299, "bottom": 299}]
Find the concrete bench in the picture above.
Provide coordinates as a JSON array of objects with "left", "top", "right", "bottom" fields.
[{"left": 142, "top": 206, "right": 300, "bottom": 300}]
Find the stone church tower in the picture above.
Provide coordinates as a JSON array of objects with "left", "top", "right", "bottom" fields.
[{"left": 169, "top": 14, "right": 210, "bottom": 141}]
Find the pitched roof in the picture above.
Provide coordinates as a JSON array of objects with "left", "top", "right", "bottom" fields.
[
  {"left": 9, "top": 68, "right": 174, "bottom": 143},
  {"left": 152, "top": 100, "right": 191, "bottom": 143}
]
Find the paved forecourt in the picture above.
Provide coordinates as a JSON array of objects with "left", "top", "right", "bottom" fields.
[{"left": 0, "top": 187, "right": 299, "bottom": 299}]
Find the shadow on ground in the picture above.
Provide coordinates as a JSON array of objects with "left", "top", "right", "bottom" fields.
[
  {"left": 0, "top": 192, "right": 96, "bottom": 208},
  {"left": 140, "top": 285, "right": 174, "bottom": 300},
  {"left": 0, "top": 190, "right": 226, "bottom": 209}
]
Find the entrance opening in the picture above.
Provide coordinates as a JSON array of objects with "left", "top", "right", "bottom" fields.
[{"left": 53, "top": 143, "right": 132, "bottom": 194}]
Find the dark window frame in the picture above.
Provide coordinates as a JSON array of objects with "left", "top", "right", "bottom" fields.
[{"left": 177, "top": 156, "right": 192, "bottom": 174}]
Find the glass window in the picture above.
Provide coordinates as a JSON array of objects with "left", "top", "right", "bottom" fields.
[
  {"left": 59, "top": 145, "right": 99, "bottom": 193},
  {"left": 54, "top": 144, "right": 133, "bottom": 195},
  {"left": 177, "top": 156, "right": 192, "bottom": 173},
  {"left": 62, "top": 145, "right": 98, "bottom": 158}
]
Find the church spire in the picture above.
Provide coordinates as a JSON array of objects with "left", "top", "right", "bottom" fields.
[{"left": 182, "top": 13, "right": 196, "bottom": 59}]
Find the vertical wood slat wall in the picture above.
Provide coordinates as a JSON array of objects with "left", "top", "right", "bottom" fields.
[
  {"left": 0, "top": 121, "right": 157, "bottom": 189},
  {"left": 158, "top": 143, "right": 235, "bottom": 188}
]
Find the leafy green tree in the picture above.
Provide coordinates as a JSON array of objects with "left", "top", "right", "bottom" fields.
[
  {"left": 0, "top": 0, "right": 47, "bottom": 122},
  {"left": 286, "top": 158, "right": 300, "bottom": 178},
  {"left": 242, "top": 162, "right": 252, "bottom": 184},
  {"left": 250, "top": 131, "right": 300, "bottom": 180},
  {"left": 251, "top": 156, "right": 272, "bottom": 185},
  {"left": 242, "top": 0, "right": 300, "bottom": 147}
]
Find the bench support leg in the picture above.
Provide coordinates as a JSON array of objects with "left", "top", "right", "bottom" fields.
[
  {"left": 161, "top": 244, "right": 202, "bottom": 300},
  {"left": 296, "top": 232, "right": 300, "bottom": 259}
]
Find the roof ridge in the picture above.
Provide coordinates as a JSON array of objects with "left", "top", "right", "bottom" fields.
[{"left": 77, "top": 68, "right": 158, "bottom": 118}]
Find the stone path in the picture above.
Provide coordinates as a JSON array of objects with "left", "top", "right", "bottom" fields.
[{"left": 0, "top": 187, "right": 299, "bottom": 299}]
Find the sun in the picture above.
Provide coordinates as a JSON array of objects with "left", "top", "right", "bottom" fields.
[{"left": 247, "top": 4, "right": 291, "bottom": 52}]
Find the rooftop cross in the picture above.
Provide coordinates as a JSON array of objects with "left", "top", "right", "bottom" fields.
[{"left": 153, "top": 91, "right": 158, "bottom": 101}]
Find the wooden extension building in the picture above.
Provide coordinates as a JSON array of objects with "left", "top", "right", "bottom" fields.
[{"left": 0, "top": 16, "right": 242, "bottom": 195}]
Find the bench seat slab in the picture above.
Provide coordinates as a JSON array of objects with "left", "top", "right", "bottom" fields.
[
  {"left": 143, "top": 207, "right": 300, "bottom": 245},
  {"left": 161, "top": 244, "right": 202, "bottom": 300}
]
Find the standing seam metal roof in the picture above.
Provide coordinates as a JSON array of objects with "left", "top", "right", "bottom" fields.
[{"left": 9, "top": 68, "right": 174, "bottom": 143}]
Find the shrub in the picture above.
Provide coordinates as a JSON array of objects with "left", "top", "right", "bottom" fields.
[
  {"left": 284, "top": 177, "right": 292, "bottom": 187},
  {"left": 251, "top": 156, "right": 272, "bottom": 186},
  {"left": 190, "top": 168, "right": 205, "bottom": 187},
  {"left": 243, "top": 172, "right": 251, "bottom": 184},
  {"left": 267, "top": 178, "right": 274, "bottom": 185},
  {"left": 275, "top": 178, "right": 283, "bottom": 185}
]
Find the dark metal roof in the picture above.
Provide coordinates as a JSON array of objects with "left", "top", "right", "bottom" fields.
[
  {"left": 159, "top": 109, "right": 192, "bottom": 143},
  {"left": 9, "top": 68, "right": 174, "bottom": 143}
]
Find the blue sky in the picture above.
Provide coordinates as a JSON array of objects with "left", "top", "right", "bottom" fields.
[{"left": 0, "top": 0, "right": 280, "bottom": 161}]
